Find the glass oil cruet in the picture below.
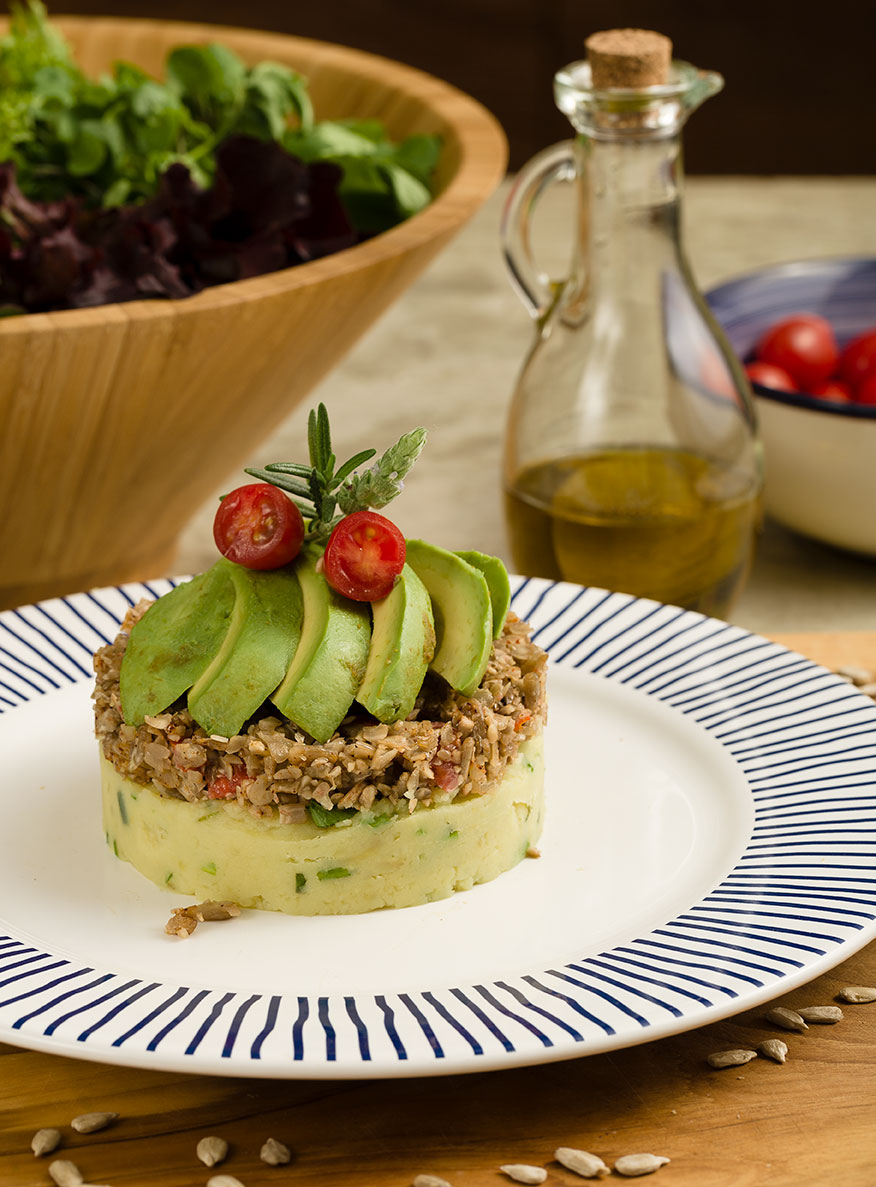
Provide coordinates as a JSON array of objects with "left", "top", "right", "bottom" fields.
[{"left": 501, "top": 28, "right": 763, "bottom": 617}]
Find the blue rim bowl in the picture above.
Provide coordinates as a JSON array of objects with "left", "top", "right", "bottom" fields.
[{"left": 706, "top": 256, "right": 876, "bottom": 420}]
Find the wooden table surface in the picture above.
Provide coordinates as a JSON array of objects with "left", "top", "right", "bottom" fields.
[{"left": 3, "top": 632, "right": 876, "bottom": 1187}]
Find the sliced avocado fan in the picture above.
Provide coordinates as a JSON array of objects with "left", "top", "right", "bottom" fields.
[
  {"left": 187, "top": 560, "right": 303, "bottom": 737},
  {"left": 455, "top": 549, "right": 511, "bottom": 638},
  {"left": 120, "top": 562, "right": 236, "bottom": 725},
  {"left": 271, "top": 554, "right": 371, "bottom": 743},
  {"left": 357, "top": 563, "right": 435, "bottom": 723},
  {"left": 405, "top": 539, "right": 493, "bottom": 696}
]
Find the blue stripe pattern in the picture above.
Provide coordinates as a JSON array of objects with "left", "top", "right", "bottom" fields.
[{"left": 1, "top": 575, "right": 876, "bottom": 1074}]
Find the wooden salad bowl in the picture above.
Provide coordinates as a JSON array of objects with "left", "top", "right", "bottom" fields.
[{"left": 0, "top": 17, "right": 507, "bottom": 609}]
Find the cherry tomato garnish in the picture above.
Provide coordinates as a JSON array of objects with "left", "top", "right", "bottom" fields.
[
  {"left": 213, "top": 483, "right": 304, "bottom": 570},
  {"left": 839, "top": 328, "right": 876, "bottom": 391},
  {"left": 744, "top": 361, "right": 797, "bottom": 392},
  {"left": 755, "top": 314, "right": 839, "bottom": 390},
  {"left": 855, "top": 373, "right": 876, "bottom": 407},
  {"left": 322, "top": 511, "right": 405, "bottom": 601},
  {"left": 809, "top": 378, "right": 852, "bottom": 402}
]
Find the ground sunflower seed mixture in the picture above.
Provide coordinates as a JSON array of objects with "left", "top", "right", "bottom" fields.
[{"left": 94, "top": 604, "right": 547, "bottom": 821}]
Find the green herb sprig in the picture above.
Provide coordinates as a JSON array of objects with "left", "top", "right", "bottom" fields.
[{"left": 245, "top": 403, "right": 426, "bottom": 541}]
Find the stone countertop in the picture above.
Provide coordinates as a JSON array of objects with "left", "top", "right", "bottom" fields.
[{"left": 178, "top": 177, "right": 876, "bottom": 634}]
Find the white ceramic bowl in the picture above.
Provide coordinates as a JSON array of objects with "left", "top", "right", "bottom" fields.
[{"left": 708, "top": 257, "right": 876, "bottom": 555}]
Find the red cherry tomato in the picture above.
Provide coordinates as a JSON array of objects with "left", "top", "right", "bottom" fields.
[
  {"left": 744, "top": 361, "right": 797, "bottom": 392},
  {"left": 809, "top": 378, "right": 852, "bottom": 402},
  {"left": 213, "top": 483, "right": 304, "bottom": 570},
  {"left": 323, "top": 511, "right": 406, "bottom": 601},
  {"left": 755, "top": 314, "right": 839, "bottom": 390},
  {"left": 856, "top": 373, "right": 876, "bottom": 407},
  {"left": 839, "top": 328, "right": 876, "bottom": 391}
]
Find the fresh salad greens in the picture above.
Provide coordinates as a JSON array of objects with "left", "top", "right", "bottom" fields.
[{"left": 0, "top": 2, "right": 442, "bottom": 313}]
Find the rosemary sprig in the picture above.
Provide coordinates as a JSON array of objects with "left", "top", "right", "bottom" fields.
[{"left": 245, "top": 403, "right": 426, "bottom": 541}]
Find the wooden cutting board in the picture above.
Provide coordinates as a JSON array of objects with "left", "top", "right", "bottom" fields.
[{"left": 2, "top": 633, "right": 875, "bottom": 1187}]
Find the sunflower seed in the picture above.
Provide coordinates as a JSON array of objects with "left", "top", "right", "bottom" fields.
[
  {"left": 757, "top": 1038, "right": 788, "bottom": 1063},
  {"left": 500, "top": 1165, "right": 547, "bottom": 1184},
  {"left": 70, "top": 1112, "right": 118, "bottom": 1135},
  {"left": 49, "top": 1161, "right": 84, "bottom": 1187},
  {"left": 838, "top": 985, "right": 876, "bottom": 1004},
  {"left": 207, "top": 1177, "right": 246, "bottom": 1187},
  {"left": 614, "top": 1153, "right": 671, "bottom": 1177},
  {"left": 765, "top": 1006, "right": 808, "bottom": 1032},
  {"left": 554, "top": 1147, "right": 610, "bottom": 1178},
  {"left": 197, "top": 1136, "right": 229, "bottom": 1167},
  {"left": 797, "top": 1005, "right": 844, "bottom": 1024},
  {"left": 260, "top": 1137, "right": 291, "bottom": 1166},
  {"left": 31, "top": 1128, "right": 62, "bottom": 1157},
  {"left": 190, "top": 900, "right": 241, "bottom": 922},
  {"left": 856, "top": 682, "right": 876, "bottom": 698},
  {"left": 707, "top": 1048, "right": 758, "bottom": 1069},
  {"left": 836, "top": 665, "right": 874, "bottom": 685},
  {"left": 413, "top": 1177, "right": 453, "bottom": 1187},
  {"left": 165, "top": 910, "right": 197, "bottom": 937}
]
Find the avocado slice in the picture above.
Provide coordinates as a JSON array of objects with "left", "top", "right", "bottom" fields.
[
  {"left": 357, "top": 563, "right": 435, "bottom": 723},
  {"left": 406, "top": 539, "right": 493, "bottom": 697},
  {"left": 455, "top": 550, "right": 511, "bottom": 638},
  {"left": 271, "top": 555, "right": 371, "bottom": 743},
  {"left": 120, "top": 562, "right": 236, "bottom": 725},
  {"left": 187, "top": 559, "right": 303, "bottom": 737}
]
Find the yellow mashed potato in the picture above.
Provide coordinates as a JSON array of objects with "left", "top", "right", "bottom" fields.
[{"left": 100, "top": 734, "right": 544, "bottom": 914}]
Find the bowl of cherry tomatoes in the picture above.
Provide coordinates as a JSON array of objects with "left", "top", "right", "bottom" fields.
[{"left": 707, "top": 256, "right": 876, "bottom": 555}]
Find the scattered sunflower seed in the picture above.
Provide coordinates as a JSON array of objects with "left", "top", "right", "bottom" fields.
[
  {"left": 70, "top": 1112, "right": 118, "bottom": 1135},
  {"left": 197, "top": 1136, "right": 229, "bottom": 1167},
  {"left": 260, "top": 1137, "right": 292, "bottom": 1166},
  {"left": 554, "top": 1147, "right": 610, "bottom": 1178},
  {"left": 757, "top": 1039, "right": 789, "bottom": 1063},
  {"left": 838, "top": 985, "right": 876, "bottom": 1004},
  {"left": 166, "top": 900, "right": 241, "bottom": 936},
  {"left": 31, "top": 1128, "right": 62, "bottom": 1156},
  {"left": 797, "top": 1005, "right": 844, "bottom": 1024},
  {"left": 614, "top": 1153, "right": 671, "bottom": 1177},
  {"left": 48, "top": 1160, "right": 84, "bottom": 1187},
  {"left": 190, "top": 900, "right": 241, "bottom": 922},
  {"left": 707, "top": 1048, "right": 758, "bottom": 1069},
  {"left": 165, "top": 910, "right": 197, "bottom": 938},
  {"left": 765, "top": 1006, "right": 808, "bottom": 1032},
  {"left": 500, "top": 1165, "right": 547, "bottom": 1184},
  {"left": 836, "top": 665, "right": 874, "bottom": 685},
  {"left": 412, "top": 1177, "right": 453, "bottom": 1187},
  {"left": 207, "top": 1177, "right": 246, "bottom": 1187}
]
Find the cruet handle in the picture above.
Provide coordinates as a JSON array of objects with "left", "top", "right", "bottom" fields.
[{"left": 500, "top": 140, "right": 576, "bottom": 321}]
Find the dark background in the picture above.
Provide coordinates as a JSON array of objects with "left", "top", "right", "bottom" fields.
[{"left": 15, "top": 0, "right": 876, "bottom": 173}]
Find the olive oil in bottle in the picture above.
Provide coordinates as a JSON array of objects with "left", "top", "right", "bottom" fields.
[
  {"left": 501, "top": 31, "right": 762, "bottom": 617},
  {"left": 505, "top": 448, "right": 761, "bottom": 617}
]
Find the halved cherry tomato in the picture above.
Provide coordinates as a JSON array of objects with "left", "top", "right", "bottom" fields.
[
  {"left": 840, "top": 328, "right": 876, "bottom": 391},
  {"left": 744, "top": 361, "right": 797, "bottom": 392},
  {"left": 810, "top": 378, "right": 853, "bottom": 402},
  {"left": 213, "top": 483, "right": 304, "bottom": 570},
  {"left": 323, "top": 511, "right": 405, "bottom": 601},
  {"left": 855, "top": 373, "right": 876, "bottom": 407},
  {"left": 755, "top": 314, "right": 839, "bottom": 390}
]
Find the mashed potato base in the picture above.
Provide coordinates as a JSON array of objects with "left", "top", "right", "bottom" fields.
[{"left": 100, "top": 734, "right": 544, "bottom": 914}]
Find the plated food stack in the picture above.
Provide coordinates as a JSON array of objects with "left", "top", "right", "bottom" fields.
[{"left": 93, "top": 408, "right": 547, "bottom": 915}]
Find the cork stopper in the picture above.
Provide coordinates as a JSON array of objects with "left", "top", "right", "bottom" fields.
[{"left": 585, "top": 28, "right": 672, "bottom": 88}]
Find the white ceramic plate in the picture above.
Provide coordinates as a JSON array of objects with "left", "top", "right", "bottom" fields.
[{"left": 1, "top": 576, "right": 875, "bottom": 1079}]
